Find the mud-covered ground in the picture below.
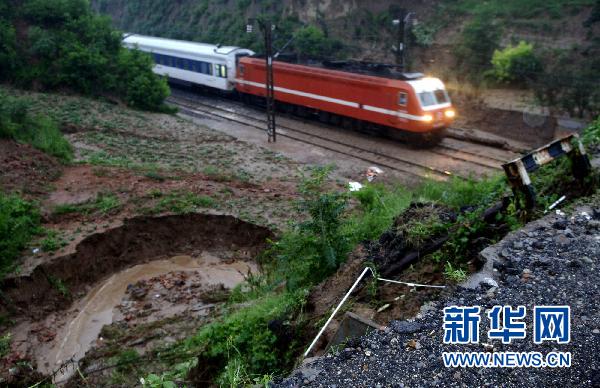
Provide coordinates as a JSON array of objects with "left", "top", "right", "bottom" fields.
[
  {"left": 0, "top": 86, "right": 313, "bottom": 384},
  {"left": 276, "top": 195, "right": 600, "bottom": 387}
]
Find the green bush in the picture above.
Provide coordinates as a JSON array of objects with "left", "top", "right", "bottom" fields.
[
  {"left": 1, "top": 0, "right": 169, "bottom": 111},
  {"left": 490, "top": 41, "right": 542, "bottom": 83},
  {"left": 0, "top": 92, "right": 73, "bottom": 162},
  {"left": 0, "top": 194, "right": 41, "bottom": 278},
  {"left": 582, "top": 116, "right": 600, "bottom": 146},
  {"left": 187, "top": 292, "right": 303, "bottom": 381},
  {"left": 455, "top": 14, "right": 502, "bottom": 80},
  {"left": 270, "top": 167, "right": 351, "bottom": 290}
]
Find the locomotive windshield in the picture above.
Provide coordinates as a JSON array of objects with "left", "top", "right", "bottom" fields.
[{"left": 418, "top": 89, "right": 450, "bottom": 107}]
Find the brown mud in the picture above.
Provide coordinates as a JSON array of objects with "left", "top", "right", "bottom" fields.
[
  {"left": 0, "top": 213, "right": 272, "bottom": 320},
  {"left": 0, "top": 139, "right": 62, "bottom": 197}
]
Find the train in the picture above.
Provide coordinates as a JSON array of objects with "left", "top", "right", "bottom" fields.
[{"left": 122, "top": 34, "right": 455, "bottom": 145}]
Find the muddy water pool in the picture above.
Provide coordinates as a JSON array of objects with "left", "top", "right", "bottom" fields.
[{"left": 12, "top": 252, "right": 256, "bottom": 382}]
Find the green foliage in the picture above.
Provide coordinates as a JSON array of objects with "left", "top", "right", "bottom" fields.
[
  {"left": 582, "top": 116, "right": 600, "bottom": 146},
  {"left": 0, "top": 194, "right": 41, "bottom": 279},
  {"left": 532, "top": 48, "right": 600, "bottom": 118},
  {"left": 344, "top": 184, "right": 412, "bottom": 243},
  {"left": 0, "top": 92, "right": 73, "bottom": 162},
  {"left": 292, "top": 26, "right": 343, "bottom": 59},
  {"left": 41, "top": 229, "right": 67, "bottom": 252},
  {"left": 271, "top": 167, "right": 350, "bottom": 290},
  {"left": 148, "top": 191, "right": 215, "bottom": 215},
  {"left": 115, "top": 349, "right": 141, "bottom": 373},
  {"left": 0, "top": 333, "right": 11, "bottom": 358},
  {"left": 414, "top": 176, "right": 507, "bottom": 210},
  {"left": 47, "top": 274, "right": 70, "bottom": 297},
  {"left": 53, "top": 192, "right": 121, "bottom": 216},
  {"left": 444, "top": 261, "right": 467, "bottom": 282},
  {"left": 1, "top": 0, "right": 169, "bottom": 111},
  {"left": 187, "top": 292, "right": 303, "bottom": 380},
  {"left": 411, "top": 23, "right": 437, "bottom": 47},
  {"left": 455, "top": 14, "right": 502, "bottom": 79},
  {"left": 115, "top": 49, "right": 171, "bottom": 111},
  {"left": 490, "top": 41, "right": 542, "bottom": 83}
]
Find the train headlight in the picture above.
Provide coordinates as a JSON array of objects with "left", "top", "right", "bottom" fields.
[
  {"left": 423, "top": 114, "right": 433, "bottom": 122},
  {"left": 444, "top": 109, "right": 456, "bottom": 119}
]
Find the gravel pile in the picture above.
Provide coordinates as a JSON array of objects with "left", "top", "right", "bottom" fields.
[{"left": 275, "top": 200, "right": 600, "bottom": 387}]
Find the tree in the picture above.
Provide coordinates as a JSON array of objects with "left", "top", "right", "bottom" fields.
[
  {"left": 490, "top": 41, "right": 542, "bottom": 83},
  {"left": 455, "top": 14, "right": 502, "bottom": 81},
  {"left": 2, "top": 0, "right": 170, "bottom": 111}
]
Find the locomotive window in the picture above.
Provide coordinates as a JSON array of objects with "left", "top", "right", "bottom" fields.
[
  {"left": 239, "top": 64, "right": 245, "bottom": 75},
  {"left": 398, "top": 92, "right": 408, "bottom": 106},
  {"left": 177, "top": 58, "right": 184, "bottom": 69},
  {"left": 418, "top": 91, "right": 437, "bottom": 107},
  {"left": 434, "top": 89, "right": 449, "bottom": 104}
]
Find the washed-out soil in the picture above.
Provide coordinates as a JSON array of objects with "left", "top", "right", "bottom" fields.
[
  {"left": 0, "top": 139, "right": 62, "bottom": 197},
  {"left": 450, "top": 91, "right": 557, "bottom": 148},
  {"left": 0, "top": 213, "right": 273, "bottom": 321}
]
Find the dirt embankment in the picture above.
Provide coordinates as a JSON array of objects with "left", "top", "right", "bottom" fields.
[
  {"left": 0, "top": 140, "right": 62, "bottom": 197},
  {"left": 0, "top": 213, "right": 273, "bottom": 320}
]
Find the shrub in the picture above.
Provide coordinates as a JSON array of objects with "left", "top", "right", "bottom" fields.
[
  {"left": 271, "top": 167, "right": 351, "bottom": 290},
  {"left": 582, "top": 116, "right": 600, "bottom": 147},
  {"left": 455, "top": 14, "right": 502, "bottom": 80},
  {"left": 2, "top": 0, "right": 170, "bottom": 112},
  {"left": 490, "top": 41, "right": 542, "bottom": 83},
  {"left": 187, "top": 292, "right": 303, "bottom": 382},
  {"left": 0, "top": 194, "right": 41, "bottom": 279},
  {"left": 0, "top": 92, "right": 73, "bottom": 162}
]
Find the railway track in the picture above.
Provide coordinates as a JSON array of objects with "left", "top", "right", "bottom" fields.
[{"left": 168, "top": 91, "right": 520, "bottom": 181}]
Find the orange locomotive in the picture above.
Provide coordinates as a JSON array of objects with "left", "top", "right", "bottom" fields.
[{"left": 235, "top": 57, "right": 455, "bottom": 144}]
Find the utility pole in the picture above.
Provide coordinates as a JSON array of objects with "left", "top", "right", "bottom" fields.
[
  {"left": 247, "top": 18, "right": 276, "bottom": 143},
  {"left": 393, "top": 9, "right": 415, "bottom": 73},
  {"left": 393, "top": 9, "right": 406, "bottom": 71}
]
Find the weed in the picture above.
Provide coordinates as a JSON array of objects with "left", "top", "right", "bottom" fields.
[
  {"left": 150, "top": 191, "right": 215, "bottom": 214},
  {"left": 144, "top": 169, "right": 167, "bottom": 182},
  {"left": 115, "top": 349, "right": 141, "bottom": 373},
  {"left": 0, "top": 92, "right": 73, "bottom": 162},
  {"left": 52, "top": 192, "right": 121, "bottom": 216},
  {"left": 47, "top": 275, "right": 69, "bottom": 297},
  {"left": 0, "top": 333, "right": 11, "bottom": 358},
  {"left": 444, "top": 262, "right": 467, "bottom": 282},
  {"left": 41, "top": 230, "right": 67, "bottom": 252},
  {"left": 0, "top": 194, "right": 41, "bottom": 279},
  {"left": 95, "top": 193, "right": 121, "bottom": 214}
]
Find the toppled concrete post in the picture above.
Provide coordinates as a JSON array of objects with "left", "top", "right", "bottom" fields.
[{"left": 326, "top": 312, "right": 383, "bottom": 351}]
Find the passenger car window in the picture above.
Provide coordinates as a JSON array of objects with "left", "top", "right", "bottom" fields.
[
  {"left": 398, "top": 92, "right": 408, "bottom": 106},
  {"left": 215, "top": 64, "right": 227, "bottom": 78}
]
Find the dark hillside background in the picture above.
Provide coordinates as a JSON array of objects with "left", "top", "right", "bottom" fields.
[{"left": 91, "top": 0, "right": 600, "bottom": 118}]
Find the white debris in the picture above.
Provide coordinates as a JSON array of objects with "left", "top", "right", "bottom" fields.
[
  {"left": 348, "top": 181, "right": 363, "bottom": 192},
  {"left": 366, "top": 166, "right": 383, "bottom": 182},
  {"left": 555, "top": 209, "right": 566, "bottom": 216}
]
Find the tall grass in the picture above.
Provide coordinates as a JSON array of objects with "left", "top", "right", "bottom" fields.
[
  {"left": 0, "top": 194, "right": 41, "bottom": 279},
  {"left": 0, "top": 91, "right": 73, "bottom": 162}
]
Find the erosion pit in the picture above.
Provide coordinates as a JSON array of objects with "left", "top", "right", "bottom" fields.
[{"left": 0, "top": 213, "right": 272, "bottom": 383}]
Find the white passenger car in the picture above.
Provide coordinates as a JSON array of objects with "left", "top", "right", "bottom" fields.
[{"left": 122, "top": 34, "right": 255, "bottom": 91}]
